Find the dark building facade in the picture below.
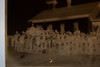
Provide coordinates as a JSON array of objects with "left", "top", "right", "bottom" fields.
[{"left": 29, "top": 2, "right": 100, "bottom": 34}]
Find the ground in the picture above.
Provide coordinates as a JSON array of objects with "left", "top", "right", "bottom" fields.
[{"left": 7, "top": 47, "right": 100, "bottom": 67}]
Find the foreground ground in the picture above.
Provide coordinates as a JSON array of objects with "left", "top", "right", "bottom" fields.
[{"left": 7, "top": 47, "right": 100, "bottom": 67}]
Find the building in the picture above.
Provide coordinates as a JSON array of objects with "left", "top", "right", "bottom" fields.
[
  {"left": 7, "top": 1, "right": 100, "bottom": 55},
  {"left": 28, "top": 1, "right": 100, "bottom": 34}
]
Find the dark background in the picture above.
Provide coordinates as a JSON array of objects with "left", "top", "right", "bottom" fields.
[{"left": 8, "top": 0, "right": 100, "bottom": 35}]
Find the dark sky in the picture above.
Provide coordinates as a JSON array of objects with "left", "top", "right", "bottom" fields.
[{"left": 8, "top": 0, "right": 99, "bottom": 35}]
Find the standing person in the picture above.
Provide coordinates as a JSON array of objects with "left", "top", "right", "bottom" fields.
[
  {"left": 26, "top": 35, "right": 32, "bottom": 53},
  {"left": 51, "top": 31, "right": 57, "bottom": 53},
  {"left": 67, "top": 31, "right": 72, "bottom": 55},
  {"left": 71, "top": 34, "right": 76, "bottom": 55},
  {"left": 23, "top": 28, "right": 30, "bottom": 53},
  {"left": 80, "top": 33, "right": 85, "bottom": 55},
  {"left": 36, "top": 34, "right": 41, "bottom": 53},
  {"left": 16, "top": 34, "right": 20, "bottom": 53},
  {"left": 88, "top": 34, "right": 96, "bottom": 55},
  {"left": 34, "top": 25, "right": 41, "bottom": 53},
  {"left": 28, "top": 24, "right": 36, "bottom": 53},
  {"left": 64, "top": 33, "right": 69, "bottom": 55},
  {"left": 45, "top": 26, "right": 51, "bottom": 53},
  {"left": 65, "top": 32, "right": 70, "bottom": 55},
  {"left": 58, "top": 33, "right": 62, "bottom": 53},
  {"left": 19, "top": 31, "right": 25, "bottom": 53},
  {"left": 14, "top": 31, "right": 20, "bottom": 51},
  {"left": 11, "top": 36, "right": 15, "bottom": 47},
  {"left": 29, "top": 24, "right": 36, "bottom": 37},
  {"left": 29, "top": 36, "right": 34, "bottom": 53},
  {"left": 19, "top": 31, "right": 27, "bottom": 59},
  {"left": 54, "top": 30, "right": 59, "bottom": 53},
  {"left": 40, "top": 30, "right": 46, "bottom": 53},
  {"left": 59, "top": 33, "right": 65, "bottom": 55}
]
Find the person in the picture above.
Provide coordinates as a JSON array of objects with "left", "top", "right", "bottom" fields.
[
  {"left": 27, "top": 35, "right": 33, "bottom": 53},
  {"left": 59, "top": 33, "right": 65, "bottom": 54},
  {"left": 19, "top": 31, "right": 26, "bottom": 59},
  {"left": 64, "top": 32, "right": 69, "bottom": 55},
  {"left": 14, "top": 31, "right": 20, "bottom": 51},
  {"left": 19, "top": 31, "right": 25, "bottom": 52},
  {"left": 55, "top": 32, "right": 61, "bottom": 53},
  {"left": 40, "top": 30, "right": 46, "bottom": 53},
  {"left": 36, "top": 34, "right": 41, "bottom": 53},
  {"left": 35, "top": 25, "right": 41, "bottom": 36},
  {"left": 28, "top": 24, "right": 36, "bottom": 37},
  {"left": 74, "top": 30, "right": 80, "bottom": 35},
  {"left": 11, "top": 36, "right": 15, "bottom": 47}
]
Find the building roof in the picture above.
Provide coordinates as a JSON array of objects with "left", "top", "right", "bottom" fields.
[
  {"left": 91, "top": 10, "right": 100, "bottom": 22},
  {"left": 29, "top": 2, "right": 100, "bottom": 23}
]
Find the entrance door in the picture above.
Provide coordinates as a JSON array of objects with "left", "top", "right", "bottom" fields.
[
  {"left": 65, "top": 22, "right": 74, "bottom": 33},
  {"left": 52, "top": 22, "right": 60, "bottom": 32},
  {"left": 78, "top": 18, "right": 91, "bottom": 34}
]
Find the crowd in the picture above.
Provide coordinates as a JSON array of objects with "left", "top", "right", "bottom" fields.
[{"left": 11, "top": 25, "right": 100, "bottom": 55}]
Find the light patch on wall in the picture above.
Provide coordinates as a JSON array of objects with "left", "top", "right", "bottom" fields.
[
  {"left": 98, "top": 3, "right": 100, "bottom": 8},
  {"left": 92, "top": 22, "right": 100, "bottom": 26}
]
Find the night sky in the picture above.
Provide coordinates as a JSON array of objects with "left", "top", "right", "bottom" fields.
[{"left": 8, "top": 0, "right": 99, "bottom": 35}]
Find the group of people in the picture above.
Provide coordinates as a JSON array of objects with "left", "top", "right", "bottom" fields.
[{"left": 11, "top": 25, "right": 100, "bottom": 55}]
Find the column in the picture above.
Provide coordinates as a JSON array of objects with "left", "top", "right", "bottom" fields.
[
  {"left": 67, "top": 0, "right": 71, "bottom": 7},
  {"left": 60, "top": 24, "right": 65, "bottom": 33},
  {"left": 92, "top": 23, "right": 94, "bottom": 32},
  {"left": 88, "top": 21, "right": 92, "bottom": 33},
  {"left": 49, "top": 24, "right": 53, "bottom": 31},
  {"left": 74, "top": 22, "right": 79, "bottom": 32}
]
